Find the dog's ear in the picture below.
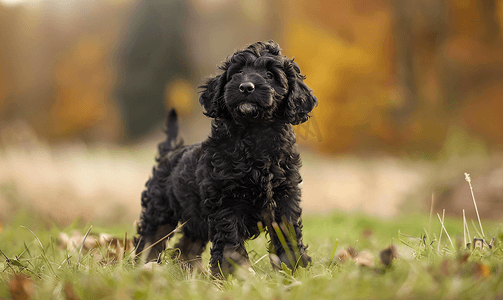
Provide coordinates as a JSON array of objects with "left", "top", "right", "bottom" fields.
[
  {"left": 284, "top": 60, "right": 318, "bottom": 125},
  {"left": 199, "top": 73, "right": 228, "bottom": 118}
]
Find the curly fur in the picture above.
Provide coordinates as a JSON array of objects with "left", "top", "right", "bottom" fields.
[{"left": 135, "top": 40, "right": 317, "bottom": 277}]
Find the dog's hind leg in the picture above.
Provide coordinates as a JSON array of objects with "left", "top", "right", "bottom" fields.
[
  {"left": 173, "top": 234, "right": 207, "bottom": 271},
  {"left": 136, "top": 223, "right": 176, "bottom": 262},
  {"left": 135, "top": 177, "right": 179, "bottom": 262}
]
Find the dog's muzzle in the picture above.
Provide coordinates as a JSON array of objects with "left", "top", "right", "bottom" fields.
[{"left": 238, "top": 102, "right": 257, "bottom": 115}]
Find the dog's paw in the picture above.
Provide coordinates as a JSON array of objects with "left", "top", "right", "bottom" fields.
[
  {"left": 210, "top": 248, "right": 251, "bottom": 279},
  {"left": 269, "top": 251, "right": 311, "bottom": 270}
]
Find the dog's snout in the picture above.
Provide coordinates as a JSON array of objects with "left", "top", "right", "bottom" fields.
[{"left": 239, "top": 82, "right": 255, "bottom": 94}]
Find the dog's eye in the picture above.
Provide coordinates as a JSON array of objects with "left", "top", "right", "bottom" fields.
[{"left": 266, "top": 71, "right": 274, "bottom": 80}]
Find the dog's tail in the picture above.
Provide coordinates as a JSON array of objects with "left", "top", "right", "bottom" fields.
[{"left": 157, "top": 109, "right": 182, "bottom": 160}]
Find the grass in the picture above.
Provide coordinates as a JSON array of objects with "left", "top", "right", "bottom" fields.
[{"left": 1, "top": 209, "right": 503, "bottom": 300}]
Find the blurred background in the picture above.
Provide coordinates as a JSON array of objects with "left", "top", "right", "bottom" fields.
[{"left": 1, "top": 0, "right": 503, "bottom": 226}]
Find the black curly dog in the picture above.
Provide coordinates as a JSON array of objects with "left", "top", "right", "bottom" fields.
[{"left": 135, "top": 41, "right": 317, "bottom": 277}]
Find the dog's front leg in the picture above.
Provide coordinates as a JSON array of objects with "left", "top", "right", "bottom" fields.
[
  {"left": 207, "top": 210, "right": 249, "bottom": 277},
  {"left": 267, "top": 216, "right": 311, "bottom": 271},
  {"left": 266, "top": 194, "right": 311, "bottom": 271}
]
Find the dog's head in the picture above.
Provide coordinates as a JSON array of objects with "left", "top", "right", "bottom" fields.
[{"left": 199, "top": 41, "right": 317, "bottom": 125}]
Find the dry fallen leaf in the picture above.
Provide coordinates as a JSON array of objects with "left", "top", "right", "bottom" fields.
[
  {"left": 354, "top": 251, "right": 374, "bottom": 267},
  {"left": 9, "top": 273, "right": 34, "bottom": 300},
  {"left": 379, "top": 245, "right": 398, "bottom": 266},
  {"left": 64, "top": 282, "right": 80, "bottom": 300},
  {"left": 440, "top": 259, "right": 453, "bottom": 277},
  {"left": 362, "top": 228, "right": 373, "bottom": 239},
  {"left": 58, "top": 230, "right": 134, "bottom": 265},
  {"left": 58, "top": 231, "right": 97, "bottom": 252},
  {"left": 337, "top": 247, "right": 374, "bottom": 267},
  {"left": 458, "top": 252, "right": 471, "bottom": 264},
  {"left": 100, "top": 233, "right": 134, "bottom": 253},
  {"left": 473, "top": 263, "right": 491, "bottom": 279},
  {"left": 98, "top": 252, "right": 119, "bottom": 266},
  {"left": 337, "top": 247, "right": 356, "bottom": 263}
]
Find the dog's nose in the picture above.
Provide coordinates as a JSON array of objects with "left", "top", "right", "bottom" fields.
[{"left": 239, "top": 82, "right": 255, "bottom": 94}]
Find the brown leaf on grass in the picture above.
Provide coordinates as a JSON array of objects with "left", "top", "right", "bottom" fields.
[
  {"left": 99, "top": 233, "right": 135, "bottom": 263},
  {"left": 58, "top": 231, "right": 134, "bottom": 252},
  {"left": 64, "top": 282, "right": 80, "bottom": 300},
  {"left": 337, "top": 249, "right": 350, "bottom": 262},
  {"left": 473, "top": 263, "right": 491, "bottom": 279},
  {"left": 379, "top": 245, "right": 397, "bottom": 266},
  {"left": 440, "top": 259, "right": 453, "bottom": 277},
  {"left": 99, "top": 233, "right": 135, "bottom": 253},
  {"left": 58, "top": 231, "right": 97, "bottom": 252},
  {"left": 9, "top": 273, "right": 34, "bottom": 300},
  {"left": 362, "top": 228, "right": 373, "bottom": 239},
  {"left": 354, "top": 251, "right": 374, "bottom": 267},
  {"left": 58, "top": 230, "right": 134, "bottom": 265},
  {"left": 430, "top": 259, "right": 458, "bottom": 284},
  {"left": 96, "top": 252, "right": 117, "bottom": 266},
  {"left": 458, "top": 252, "right": 470, "bottom": 264},
  {"left": 336, "top": 247, "right": 374, "bottom": 267},
  {"left": 337, "top": 247, "right": 356, "bottom": 263}
]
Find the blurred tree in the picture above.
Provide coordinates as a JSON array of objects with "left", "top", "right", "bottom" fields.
[
  {"left": 281, "top": 0, "right": 503, "bottom": 155},
  {"left": 393, "top": 0, "right": 503, "bottom": 149},
  {"left": 52, "top": 35, "right": 119, "bottom": 140},
  {"left": 115, "top": 0, "right": 194, "bottom": 140},
  {"left": 0, "top": 1, "right": 129, "bottom": 142}
]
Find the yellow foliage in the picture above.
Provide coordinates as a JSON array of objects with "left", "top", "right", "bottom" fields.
[
  {"left": 0, "top": 73, "right": 5, "bottom": 113},
  {"left": 0, "top": 52, "right": 5, "bottom": 111},
  {"left": 499, "top": 1, "right": 503, "bottom": 39},
  {"left": 0, "top": 1, "right": 130, "bottom": 141},
  {"left": 165, "top": 78, "right": 196, "bottom": 116},
  {"left": 52, "top": 35, "right": 113, "bottom": 137},
  {"left": 283, "top": 7, "right": 397, "bottom": 153},
  {"left": 283, "top": 0, "right": 503, "bottom": 154},
  {"left": 1, "top": 0, "right": 503, "bottom": 150},
  {"left": 461, "top": 84, "right": 503, "bottom": 142}
]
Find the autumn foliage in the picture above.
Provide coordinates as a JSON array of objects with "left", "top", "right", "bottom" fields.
[
  {"left": 282, "top": 0, "right": 503, "bottom": 154},
  {"left": 1, "top": 0, "right": 503, "bottom": 155}
]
